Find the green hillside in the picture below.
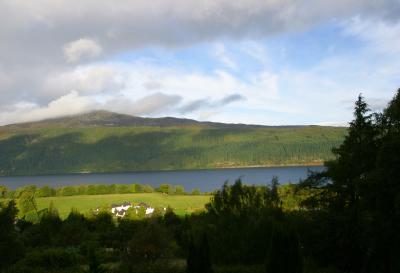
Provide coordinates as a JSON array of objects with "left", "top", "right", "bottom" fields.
[{"left": 0, "top": 121, "right": 347, "bottom": 175}]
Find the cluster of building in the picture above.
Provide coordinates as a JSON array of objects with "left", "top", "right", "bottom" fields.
[{"left": 110, "top": 202, "right": 155, "bottom": 218}]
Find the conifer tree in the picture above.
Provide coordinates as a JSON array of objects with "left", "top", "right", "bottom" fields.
[
  {"left": 266, "top": 224, "right": 303, "bottom": 273},
  {"left": 0, "top": 201, "right": 24, "bottom": 271},
  {"left": 186, "top": 233, "right": 213, "bottom": 273}
]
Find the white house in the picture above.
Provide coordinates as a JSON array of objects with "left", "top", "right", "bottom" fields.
[
  {"left": 145, "top": 207, "right": 155, "bottom": 215},
  {"left": 111, "top": 202, "right": 132, "bottom": 214},
  {"left": 116, "top": 210, "right": 126, "bottom": 217},
  {"left": 109, "top": 202, "right": 155, "bottom": 217}
]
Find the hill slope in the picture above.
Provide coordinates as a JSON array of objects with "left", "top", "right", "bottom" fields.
[
  {"left": 0, "top": 111, "right": 347, "bottom": 176},
  {"left": 4, "top": 110, "right": 272, "bottom": 129}
]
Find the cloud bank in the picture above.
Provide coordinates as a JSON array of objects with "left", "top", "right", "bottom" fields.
[
  {"left": 0, "top": 0, "right": 399, "bottom": 125},
  {"left": 63, "top": 38, "right": 103, "bottom": 63}
]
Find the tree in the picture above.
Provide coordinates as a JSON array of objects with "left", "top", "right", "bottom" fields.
[
  {"left": 142, "top": 184, "right": 154, "bottom": 193},
  {"left": 187, "top": 233, "right": 213, "bottom": 273},
  {"left": 0, "top": 200, "right": 24, "bottom": 271},
  {"left": 269, "top": 176, "right": 281, "bottom": 207},
  {"left": 366, "top": 88, "right": 400, "bottom": 272},
  {"left": 87, "top": 244, "right": 103, "bottom": 273},
  {"left": 204, "top": 180, "right": 285, "bottom": 264},
  {"left": 164, "top": 206, "right": 180, "bottom": 226},
  {"left": 10, "top": 247, "right": 81, "bottom": 272},
  {"left": 121, "top": 222, "right": 176, "bottom": 272},
  {"left": 61, "top": 186, "right": 77, "bottom": 196},
  {"left": 37, "top": 185, "right": 55, "bottom": 197},
  {"left": 323, "top": 94, "right": 377, "bottom": 211},
  {"left": 87, "top": 185, "right": 97, "bottom": 195},
  {"left": 175, "top": 185, "right": 185, "bottom": 195},
  {"left": 116, "top": 184, "right": 130, "bottom": 194},
  {"left": 126, "top": 206, "right": 147, "bottom": 220},
  {"left": 37, "top": 202, "right": 62, "bottom": 246},
  {"left": 59, "top": 209, "right": 89, "bottom": 246},
  {"left": 265, "top": 224, "right": 303, "bottom": 273},
  {"left": 157, "top": 183, "right": 173, "bottom": 194},
  {"left": 0, "top": 185, "right": 8, "bottom": 198},
  {"left": 299, "top": 90, "right": 400, "bottom": 272},
  {"left": 18, "top": 186, "right": 38, "bottom": 215}
]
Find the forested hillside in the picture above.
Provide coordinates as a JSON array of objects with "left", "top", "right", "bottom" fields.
[{"left": 0, "top": 122, "right": 346, "bottom": 175}]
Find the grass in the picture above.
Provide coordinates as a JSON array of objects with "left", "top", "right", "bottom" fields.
[{"left": 35, "top": 193, "right": 212, "bottom": 218}]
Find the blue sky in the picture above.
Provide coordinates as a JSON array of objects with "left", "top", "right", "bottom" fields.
[{"left": 0, "top": 1, "right": 399, "bottom": 125}]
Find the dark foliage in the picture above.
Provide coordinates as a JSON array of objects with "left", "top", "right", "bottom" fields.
[
  {"left": 0, "top": 201, "right": 24, "bottom": 271},
  {"left": 186, "top": 234, "right": 213, "bottom": 273},
  {"left": 299, "top": 89, "right": 400, "bottom": 273}
]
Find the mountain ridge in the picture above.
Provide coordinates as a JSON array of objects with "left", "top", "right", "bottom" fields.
[{"left": 2, "top": 110, "right": 314, "bottom": 129}]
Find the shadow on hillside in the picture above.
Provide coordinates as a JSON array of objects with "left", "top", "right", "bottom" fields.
[{"left": 0, "top": 131, "right": 192, "bottom": 175}]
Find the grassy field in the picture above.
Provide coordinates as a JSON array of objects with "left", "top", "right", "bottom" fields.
[{"left": 35, "top": 193, "right": 212, "bottom": 218}]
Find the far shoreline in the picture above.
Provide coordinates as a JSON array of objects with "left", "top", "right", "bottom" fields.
[{"left": 0, "top": 162, "right": 324, "bottom": 178}]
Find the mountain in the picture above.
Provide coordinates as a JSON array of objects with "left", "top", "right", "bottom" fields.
[
  {"left": 4, "top": 110, "right": 201, "bottom": 128},
  {"left": 0, "top": 111, "right": 347, "bottom": 176},
  {"left": 3, "top": 110, "right": 299, "bottom": 129}
]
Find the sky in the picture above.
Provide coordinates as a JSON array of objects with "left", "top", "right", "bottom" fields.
[{"left": 0, "top": 0, "right": 399, "bottom": 126}]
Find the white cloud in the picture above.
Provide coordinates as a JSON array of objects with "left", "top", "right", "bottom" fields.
[
  {"left": 0, "top": 91, "right": 96, "bottom": 125},
  {"left": 104, "top": 93, "right": 182, "bottom": 116},
  {"left": 239, "top": 41, "right": 269, "bottom": 66},
  {"left": 63, "top": 38, "right": 103, "bottom": 63},
  {"left": 0, "top": 48, "right": 397, "bottom": 126},
  {"left": 179, "top": 93, "right": 245, "bottom": 114},
  {"left": 0, "top": 60, "right": 282, "bottom": 124},
  {"left": 214, "top": 43, "right": 238, "bottom": 70},
  {"left": 343, "top": 17, "right": 400, "bottom": 54},
  {"left": 43, "top": 65, "right": 123, "bottom": 98}
]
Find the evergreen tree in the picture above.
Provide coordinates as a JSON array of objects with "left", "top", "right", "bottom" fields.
[
  {"left": 186, "top": 233, "right": 213, "bottom": 273},
  {"left": 325, "top": 94, "right": 377, "bottom": 210},
  {"left": 265, "top": 224, "right": 303, "bottom": 273},
  {"left": 270, "top": 176, "right": 281, "bottom": 207},
  {"left": 299, "top": 94, "right": 378, "bottom": 272},
  {"left": 0, "top": 200, "right": 24, "bottom": 271},
  {"left": 367, "top": 88, "right": 400, "bottom": 273}
]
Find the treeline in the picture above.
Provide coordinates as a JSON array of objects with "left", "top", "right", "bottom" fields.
[
  {"left": 0, "top": 125, "right": 346, "bottom": 175},
  {"left": 0, "top": 183, "right": 202, "bottom": 199}
]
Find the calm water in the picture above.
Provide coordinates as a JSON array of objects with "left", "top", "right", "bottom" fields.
[{"left": 0, "top": 166, "right": 324, "bottom": 192}]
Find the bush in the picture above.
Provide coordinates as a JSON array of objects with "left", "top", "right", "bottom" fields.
[
  {"left": 143, "top": 185, "right": 154, "bottom": 193},
  {"left": 120, "top": 222, "right": 178, "bottom": 272},
  {"left": 0, "top": 185, "right": 8, "bottom": 198},
  {"left": 86, "top": 185, "right": 97, "bottom": 195},
  {"left": 174, "top": 185, "right": 185, "bottom": 195},
  {"left": 10, "top": 248, "right": 82, "bottom": 273},
  {"left": 61, "top": 186, "right": 77, "bottom": 196},
  {"left": 157, "top": 184, "right": 173, "bottom": 194},
  {"left": 37, "top": 185, "right": 56, "bottom": 197},
  {"left": 116, "top": 184, "right": 131, "bottom": 194}
]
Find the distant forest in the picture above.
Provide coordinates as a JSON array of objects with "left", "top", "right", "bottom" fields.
[{"left": 0, "top": 125, "right": 346, "bottom": 175}]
